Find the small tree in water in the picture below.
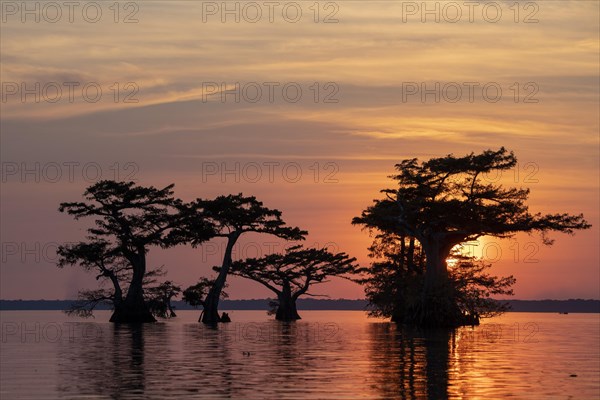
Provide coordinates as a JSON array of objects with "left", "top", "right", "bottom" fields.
[
  {"left": 58, "top": 180, "right": 211, "bottom": 323},
  {"left": 181, "top": 194, "right": 306, "bottom": 324},
  {"left": 227, "top": 245, "right": 359, "bottom": 321},
  {"left": 146, "top": 280, "right": 181, "bottom": 318},
  {"left": 353, "top": 148, "right": 590, "bottom": 327},
  {"left": 182, "top": 277, "right": 228, "bottom": 320}
]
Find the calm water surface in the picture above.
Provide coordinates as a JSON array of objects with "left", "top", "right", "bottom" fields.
[{"left": 1, "top": 310, "right": 598, "bottom": 399}]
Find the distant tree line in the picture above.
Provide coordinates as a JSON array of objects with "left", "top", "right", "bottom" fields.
[{"left": 58, "top": 148, "right": 590, "bottom": 327}]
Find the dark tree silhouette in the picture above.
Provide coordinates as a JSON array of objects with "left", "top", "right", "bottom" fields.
[
  {"left": 146, "top": 280, "right": 181, "bottom": 318},
  {"left": 58, "top": 180, "right": 207, "bottom": 323},
  {"left": 57, "top": 240, "right": 127, "bottom": 317},
  {"left": 358, "top": 233, "right": 425, "bottom": 322},
  {"left": 182, "top": 194, "right": 306, "bottom": 324},
  {"left": 359, "top": 233, "right": 515, "bottom": 325},
  {"left": 449, "top": 253, "right": 516, "bottom": 320},
  {"left": 353, "top": 148, "right": 590, "bottom": 327},
  {"left": 58, "top": 241, "right": 178, "bottom": 319},
  {"left": 227, "top": 245, "right": 358, "bottom": 321},
  {"left": 182, "top": 277, "right": 228, "bottom": 320}
]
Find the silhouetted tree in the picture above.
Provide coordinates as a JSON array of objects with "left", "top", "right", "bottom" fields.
[
  {"left": 58, "top": 239, "right": 179, "bottom": 319},
  {"left": 146, "top": 280, "right": 181, "bottom": 318},
  {"left": 359, "top": 233, "right": 515, "bottom": 325},
  {"left": 63, "top": 289, "right": 114, "bottom": 318},
  {"left": 182, "top": 277, "right": 228, "bottom": 320},
  {"left": 182, "top": 194, "right": 306, "bottom": 323},
  {"left": 227, "top": 245, "right": 358, "bottom": 321},
  {"left": 449, "top": 253, "right": 516, "bottom": 321},
  {"left": 58, "top": 240, "right": 127, "bottom": 317},
  {"left": 58, "top": 180, "right": 206, "bottom": 322},
  {"left": 353, "top": 148, "right": 590, "bottom": 327},
  {"left": 358, "top": 233, "right": 425, "bottom": 322}
]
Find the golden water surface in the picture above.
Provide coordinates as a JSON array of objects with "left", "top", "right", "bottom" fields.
[{"left": 1, "top": 311, "right": 598, "bottom": 399}]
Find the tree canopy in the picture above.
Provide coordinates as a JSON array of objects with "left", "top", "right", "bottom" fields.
[
  {"left": 354, "top": 148, "right": 589, "bottom": 248},
  {"left": 182, "top": 194, "right": 307, "bottom": 323},
  {"left": 58, "top": 180, "right": 195, "bottom": 322},
  {"left": 59, "top": 180, "right": 186, "bottom": 249},
  {"left": 227, "top": 245, "right": 358, "bottom": 320},
  {"left": 353, "top": 148, "right": 590, "bottom": 327},
  {"left": 191, "top": 194, "right": 307, "bottom": 241}
]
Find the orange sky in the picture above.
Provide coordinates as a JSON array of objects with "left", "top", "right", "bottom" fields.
[{"left": 1, "top": 1, "right": 598, "bottom": 300}]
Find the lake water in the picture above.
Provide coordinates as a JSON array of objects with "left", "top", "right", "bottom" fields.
[{"left": 1, "top": 310, "right": 598, "bottom": 399}]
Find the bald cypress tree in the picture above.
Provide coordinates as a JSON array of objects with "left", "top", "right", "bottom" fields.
[
  {"left": 182, "top": 194, "right": 306, "bottom": 323},
  {"left": 58, "top": 180, "right": 211, "bottom": 323},
  {"left": 353, "top": 148, "right": 590, "bottom": 327},
  {"left": 227, "top": 245, "right": 358, "bottom": 321}
]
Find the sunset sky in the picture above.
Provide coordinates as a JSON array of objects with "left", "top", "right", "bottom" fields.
[{"left": 1, "top": 1, "right": 598, "bottom": 301}]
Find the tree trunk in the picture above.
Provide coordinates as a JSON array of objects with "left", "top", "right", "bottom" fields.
[
  {"left": 110, "top": 296, "right": 155, "bottom": 323},
  {"left": 167, "top": 300, "right": 177, "bottom": 318},
  {"left": 108, "top": 273, "right": 123, "bottom": 306},
  {"left": 422, "top": 237, "right": 451, "bottom": 291},
  {"left": 391, "top": 236, "right": 407, "bottom": 323},
  {"left": 110, "top": 253, "right": 155, "bottom": 323},
  {"left": 407, "top": 237, "right": 416, "bottom": 273},
  {"left": 415, "top": 236, "right": 463, "bottom": 327},
  {"left": 276, "top": 282, "right": 301, "bottom": 321},
  {"left": 202, "top": 234, "right": 237, "bottom": 324}
]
